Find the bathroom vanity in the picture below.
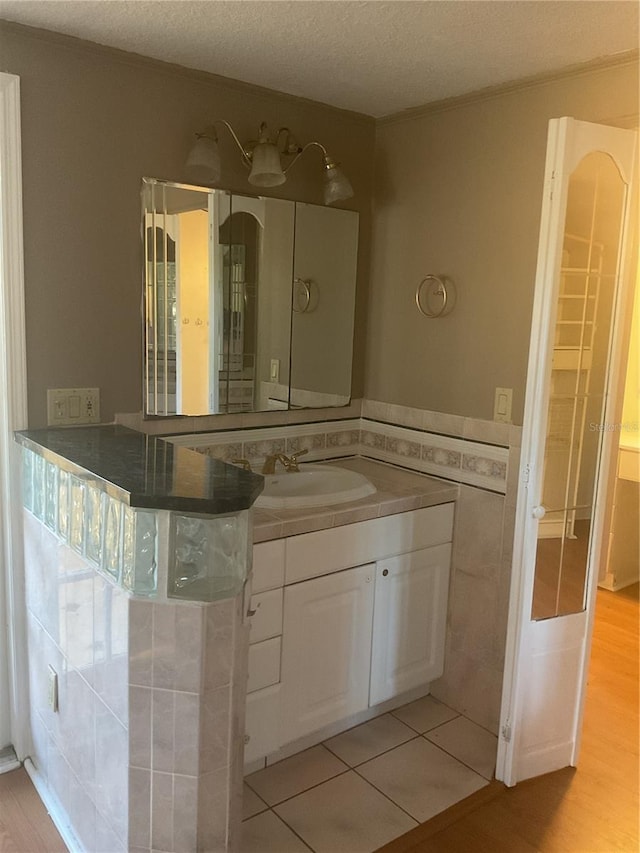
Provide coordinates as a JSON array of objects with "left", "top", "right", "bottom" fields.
[
  {"left": 243, "top": 458, "right": 458, "bottom": 767},
  {"left": 15, "top": 423, "right": 459, "bottom": 850}
]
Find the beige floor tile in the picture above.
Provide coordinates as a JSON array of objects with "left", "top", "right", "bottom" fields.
[
  {"left": 240, "top": 810, "right": 312, "bottom": 853},
  {"left": 424, "top": 715, "right": 498, "bottom": 780},
  {"left": 358, "top": 737, "right": 487, "bottom": 822},
  {"left": 245, "top": 744, "right": 348, "bottom": 806},
  {"left": 324, "top": 713, "right": 417, "bottom": 766},
  {"left": 274, "top": 770, "right": 417, "bottom": 853},
  {"left": 242, "top": 783, "right": 268, "bottom": 821},
  {"left": 391, "top": 694, "right": 459, "bottom": 733}
]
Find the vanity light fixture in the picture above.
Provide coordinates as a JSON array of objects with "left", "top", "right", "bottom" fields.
[{"left": 185, "top": 120, "right": 354, "bottom": 205}]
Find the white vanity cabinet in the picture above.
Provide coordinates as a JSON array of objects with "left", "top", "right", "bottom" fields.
[
  {"left": 369, "top": 543, "right": 452, "bottom": 705},
  {"left": 279, "top": 563, "right": 375, "bottom": 743},
  {"left": 245, "top": 502, "right": 455, "bottom": 766}
]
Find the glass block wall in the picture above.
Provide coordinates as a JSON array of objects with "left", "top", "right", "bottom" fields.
[{"left": 21, "top": 445, "right": 251, "bottom": 603}]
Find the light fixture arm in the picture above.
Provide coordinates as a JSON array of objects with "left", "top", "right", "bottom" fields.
[
  {"left": 283, "top": 140, "right": 331, "bottom": 175},
  {"left": 201, "top": 121, "right": 303, "bottom": 170},
  {"left": 201, "top": 120, "right": 253, "bottom": 168}
]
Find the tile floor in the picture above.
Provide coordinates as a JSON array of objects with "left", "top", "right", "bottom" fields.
[{"left": 241, "top": 696, "right": 498, "bottom": 853}]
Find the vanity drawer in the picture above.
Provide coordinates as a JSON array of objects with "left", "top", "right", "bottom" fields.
[
  {"left": 248, "top": 636, "right": 281, "bottom": 693},
  {"left": 249, "top": 588, "right": 283, "bottom": 644},
  {"left": 252, "top": 540, "right": 285, "bottom": 593},
  {"left": 245, "top": 684, "right": 280, "bottom": 765},
  {"left": 285, "top": 503, "right": 455, "bottom": 584}
]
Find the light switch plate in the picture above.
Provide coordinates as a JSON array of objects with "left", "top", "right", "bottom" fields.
[
  {"left": 494, "top": 387, "right": 513, "bottom": 423},
  {"left": 47, "top": 387, "right": 100, "bottom": 425}
]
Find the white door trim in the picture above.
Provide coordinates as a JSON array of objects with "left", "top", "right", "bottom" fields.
[
  {"left": 496, "top": 118, "right": 565, "bottom": 785},
  {"left": 0, "top": 71, "right": 30, "bottom": 763}
]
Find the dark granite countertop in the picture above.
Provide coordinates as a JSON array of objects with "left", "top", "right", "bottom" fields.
[{"left": 15, "top": 425, "right": 264, "bottom": 515}]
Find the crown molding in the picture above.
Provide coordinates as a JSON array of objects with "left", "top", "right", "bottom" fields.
[
  {"left": 377, "top": 50, "right": 640, "bottom": 127},
  {"left": 0, "top": 19, "right": 375, "bottom": 127},
  {"left": 1, "top": 19, "right": 635, "bottom": 131}
]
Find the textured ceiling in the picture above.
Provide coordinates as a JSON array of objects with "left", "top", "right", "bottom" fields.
[{"left": 0, "top": 0, "right": 638, "bottom": 118}]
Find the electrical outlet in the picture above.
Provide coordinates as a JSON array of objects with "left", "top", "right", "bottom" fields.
[
  {"left": 47, "top": 665, "right": 59, "bottom": 713},
  {"left": 47, "top": 388, "right": 100, "bottom": 426},
  {"left": 494, "top": 387, "right": 513, "bottom": 423}
]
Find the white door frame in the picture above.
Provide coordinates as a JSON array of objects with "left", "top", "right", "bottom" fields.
[
  {"left": 496, "top": 118, "right": 638, "bottom": 786},
  {"left": 0, "top": 71, "right": 29, "bottom": 765}
]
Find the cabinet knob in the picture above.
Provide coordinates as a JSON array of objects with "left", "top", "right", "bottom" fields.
[
  {"left": 244, "top": 734, "right": 250, "bottom": 745},
  {"left": 382, "top": 568, "right": 389, "bottom": 577}
]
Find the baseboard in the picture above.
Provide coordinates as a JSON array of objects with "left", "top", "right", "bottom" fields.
[
  {"left": 537, "top": 519, "right": 564, "bottom": 539},
  {"left": 24, "top": 757, "right": 82, "bottom": 853},
  {"left": 0, "top": 745, "right": 20, "bottom": 774},
  {"left": 515, "top": 741, "right": 575, "bottom": 784},
  {"left": 260, "top": 684, "right": 432, "bottom": 769},
  {"left": 598, "top": 573, "right": 640, "bottom": 592}
]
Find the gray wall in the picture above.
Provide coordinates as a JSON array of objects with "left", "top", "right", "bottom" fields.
[
  {"left": 3, "top": 21, "right": 638, "bottom": 429},
  {"left": 0, "top": 22, "right": 374, "bottom": 427},
  {"left": 291, "top": 203, "right": 359, "bottom": 398},
  {"left": 367, "top": 58, "right": 639, "bottom": 424}
]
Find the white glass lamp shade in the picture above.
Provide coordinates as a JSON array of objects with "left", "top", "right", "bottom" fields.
[
  {"left": 248, "top": 142, "right": 286, "bottom": 187},
  {"left": 186, "top": 135, "right": 221, "bottom": 184},
  {"left": 323, "top": 163, "right": 354, "bottom": 205}
]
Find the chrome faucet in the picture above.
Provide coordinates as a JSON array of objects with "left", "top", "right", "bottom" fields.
[{"left": 262, "top": 448, "right": 308, "bottom": 474}]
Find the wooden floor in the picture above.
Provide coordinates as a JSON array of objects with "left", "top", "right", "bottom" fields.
[
  {"left": 532, "top": 520, "right": 591, "bottom": 619},
  {"left": 0, "top": 766, "right": 65, "bottom": 852},
  {"left": 380, "top": 583, "right": 640, "bottom": 853},
  {"left": 0, "top": 584, "right": 637, "bottom": 853}
]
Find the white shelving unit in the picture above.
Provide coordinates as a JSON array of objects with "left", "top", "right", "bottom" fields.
[{"left": 541, "top": 233, "right": 604, "bottom": 539}]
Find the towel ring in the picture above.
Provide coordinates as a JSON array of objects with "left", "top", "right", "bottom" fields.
[
  {"left": 293, "top": 278, "right": 312, "bottom": 314},
  {"left": 415, "top": 275, "right": 453, "bottom": 318}
]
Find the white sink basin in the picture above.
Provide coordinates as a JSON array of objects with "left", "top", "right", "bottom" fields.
[{"left": 256, "top": 464, "right": 376, "bottom": 509}]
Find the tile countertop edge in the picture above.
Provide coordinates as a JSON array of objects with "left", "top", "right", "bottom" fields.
[
  {"left": 253, "top": 457, "right": 459, "bottom": 543},
  {"left": 15, "top": 425, "right": 264, "bottom": 516}
]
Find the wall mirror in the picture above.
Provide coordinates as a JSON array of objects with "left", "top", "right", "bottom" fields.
[{"left": 142, "top": 178, "right": 359, "bottom": 416}]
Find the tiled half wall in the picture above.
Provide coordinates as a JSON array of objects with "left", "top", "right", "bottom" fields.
[{"left": 23, "top": 512, "right": 248, "bottom": 852}]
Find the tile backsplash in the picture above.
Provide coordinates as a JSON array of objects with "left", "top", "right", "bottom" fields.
[{"left": 166, "top": 401, "right": 519, "bottom": 496}]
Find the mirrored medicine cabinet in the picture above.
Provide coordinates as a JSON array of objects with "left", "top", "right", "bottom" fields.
[{"left": 142, "top": 178, "right": 359, "bottom": 417}]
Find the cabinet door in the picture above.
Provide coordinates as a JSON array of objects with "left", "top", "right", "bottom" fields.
[
  {"left": 370, "top": 544, "right": 452, "bottom": 706},
  {"left": 280, "top": 564, "right": 375, "bottom": 744}
]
